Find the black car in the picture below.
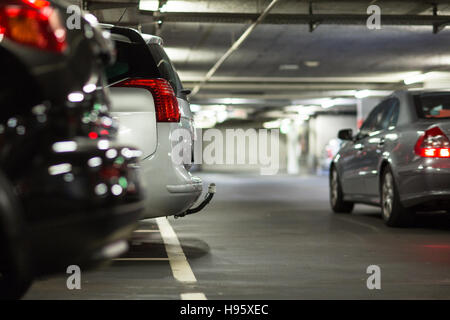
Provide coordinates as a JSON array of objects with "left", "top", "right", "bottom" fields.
[{"left": 0, "top": 0, "right": 144, "bottom": 298}]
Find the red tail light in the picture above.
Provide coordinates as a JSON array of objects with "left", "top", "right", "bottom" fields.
[
  {"left": 415, "top": 126, "right": 450, "bottom": 158},
  {"left": 113, "top": 78, "right": 180, "bottom": 123},
  {"left": 0, "top": 0, "right": 67, "bottom": 53}
]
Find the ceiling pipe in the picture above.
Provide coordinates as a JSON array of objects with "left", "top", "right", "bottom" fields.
[{"left": 191, "top": 0, "right": 282, "bottom": 96}]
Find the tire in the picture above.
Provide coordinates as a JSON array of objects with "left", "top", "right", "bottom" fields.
[
  {"left": 380, "top": 167, "right": 415, "bottom": 227},
  {"left": 0, "top": 270, "right": 32, "bottom": 300},
  {"left": 330, "top": 166, "right": 354, "bottom": 213},
  {"left": 0, "top": 172, "right": 33, "bottom": 300}
]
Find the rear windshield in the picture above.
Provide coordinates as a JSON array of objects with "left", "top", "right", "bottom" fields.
[
  {"left": 105, "top": 41, "right": 159, "bottom": 84},
  {"left": 414, "top": 93, "right": 450, "bottom": 119},
  {"left": 148, "top": 44, "right": 184, "bottom": 96}
]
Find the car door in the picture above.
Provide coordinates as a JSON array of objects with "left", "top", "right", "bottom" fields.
[
  {"left": 340, "top": 105, "right": 382, "bottom": 196},
  {"left": 362, "top": 98, "right": 400, "bottom": 197}
]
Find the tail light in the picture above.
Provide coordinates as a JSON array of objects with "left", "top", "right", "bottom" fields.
[
  {"left": 0, "top": 0, "right": 67, "bottom": 53},
  {"left": 112, "top": 78, "right": 180, "bottom": 122},
  {"left": 415, "top": 126, "right": 450, "bottom": 158}
]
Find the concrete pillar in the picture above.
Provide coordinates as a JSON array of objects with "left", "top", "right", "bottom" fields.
[{"left": 286, "top": 123, "right": 300, "bottom": 175}]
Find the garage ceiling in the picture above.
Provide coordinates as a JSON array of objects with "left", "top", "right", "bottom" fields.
[{"left": 73, "top": 0, "right": 450, "bottom": 109}]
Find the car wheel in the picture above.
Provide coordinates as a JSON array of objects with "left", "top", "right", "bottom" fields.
[
  {"left": 0, "top": 173, "right": 33, "bottom": 300},
  {"left": 381, "top": 167, "right": 415, "bottom": 227},
  {"left": 330, "top": 167, "right": 354, "bottom": 213}
]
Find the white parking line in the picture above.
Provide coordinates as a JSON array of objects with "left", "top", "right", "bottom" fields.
[
  {"left": 180, "top": 293, "right": 207, "bottom": 300},
  {"left": 114, "top": 258, "right": 170, "bottom": 261},
  {"left": 156, "top": 217, "right": 197, "bottom": 283}
]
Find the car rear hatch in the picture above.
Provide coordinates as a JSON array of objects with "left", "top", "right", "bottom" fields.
[
  {"left": 146, "top": 41, "right": 195, "bottom": 166},
  {"left": 106, "top": 36, "right": 159, "bottom": 157}
]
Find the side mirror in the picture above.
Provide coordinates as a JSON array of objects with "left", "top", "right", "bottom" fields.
[
  {"left": 338, "top": 129, "right": 353, "bottom": 141},
  {"left": 181, "top": 89, "right": 192, "bottom": 95}
]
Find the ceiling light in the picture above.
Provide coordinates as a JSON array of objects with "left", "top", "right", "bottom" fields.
[
  {"left": 263, "top": 120, "right": 281, "bottom": 129},
  {"left": 321, "top": 99, "right": 335, "bottom": 109},
  {"left": 354, "top": 90, "right": 371, "bottom": 99},
  {"left": 279, "top": 64, "right": 299, "bottom": 71},
  {"left": 304, "top": 61, "right": 320, "bottom": 67},
  {"left": 139, "top": 1, "right": 159, "bottom": 11},
  {"left": 404, "top": 73, "right": 428, "bottom": 85},
  {"left": 139, "top": 1, "right": 194, "bottom": 12}
]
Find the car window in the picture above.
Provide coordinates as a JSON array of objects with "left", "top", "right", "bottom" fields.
[
  {"left": 414, "top": 92, "right": 450, "bottom": 119},
  {"left": 359, "top": 104, "right": 384, "bottom": 137},
  {"left": 147, "top": 43, "right": 184, "bottom": 97},
  {"left": 105, "top": 41, "right": 159, "bottom": 84},
  {"left": 379, "top": 98, "right": 400, "bottom": 129},
  {"left": 358, "top": 98, "right": 399, "bottom": 138}
]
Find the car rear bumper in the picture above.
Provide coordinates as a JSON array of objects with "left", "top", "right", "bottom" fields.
[
  {"left": 139, "top": 124, "right": 203, "bottom": 218},
  {"left": 140, "top": 168, "right": 203, "bottom": 218},
  {"left": 166, "top": 176, "right": 203, "bottom": 193},
  {"left": 398, "top": 159, "right": 450, "bottom": 208}
]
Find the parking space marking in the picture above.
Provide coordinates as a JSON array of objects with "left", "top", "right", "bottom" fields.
[
  {"left": 180, "top": 293, "right": 207, "bottom": 300},
  {"left": 134, "top": 230, "right": 160, "bottom": 233},
  {"left": 114, "top": 258, "right": 170, "bottom": 261},
  {"left": 156, "top": 217, "right": 197, "bottom": 283}
]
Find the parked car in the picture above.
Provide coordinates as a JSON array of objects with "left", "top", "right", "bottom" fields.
[
  {"left": 101, "top": 25, "right": 214, "bottom": 220},
  {"left": 330, "top": 90, "right": 450, "bottom": 227},
  {"left": 0, "top": 0, "right": 144, "bottom": 299}
]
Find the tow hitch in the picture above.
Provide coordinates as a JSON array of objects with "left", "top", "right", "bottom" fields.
[{"left": 175, "top": 183, "right": 216, "bottom": 219}]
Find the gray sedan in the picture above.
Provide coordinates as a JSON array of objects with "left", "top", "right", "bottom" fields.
[{"left": 330, "top": 90, "right": 450, "bottom": 227}]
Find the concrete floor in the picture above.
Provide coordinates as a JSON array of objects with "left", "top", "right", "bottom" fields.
[{"left": 25, "top": 173, "right": 450, "bottom": 300}]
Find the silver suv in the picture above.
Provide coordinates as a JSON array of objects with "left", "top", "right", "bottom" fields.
[{"left": 102, "top": 25, "right": 213, "bottom": 219}]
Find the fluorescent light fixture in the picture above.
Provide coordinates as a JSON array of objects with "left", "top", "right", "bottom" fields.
[
  {"left": 139, "top": 1, "right": 159, "bottom": 11},
  {"left": 222, "top": 98, "right": 253, "bottom": 105},
  {"left": 263, "top": 120, "right": 281, "bottom": 129},
  {"left": 139, "top": 1, "right": 193, "bottom": 12},
  {"left": 354, "top": 90, "right": 371, "bottom": 99},
  {"left": 279, "top": 64, "right": 299, "bottom": 71},
  {"left": 321, "top": 98, "right": 335, "bottom": 109},
  {"left": 404, "top": 73, "right": 428, "bottom": 85},
  {"left": 304, "top": 61, "right": 320, "bottom": 67}
]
